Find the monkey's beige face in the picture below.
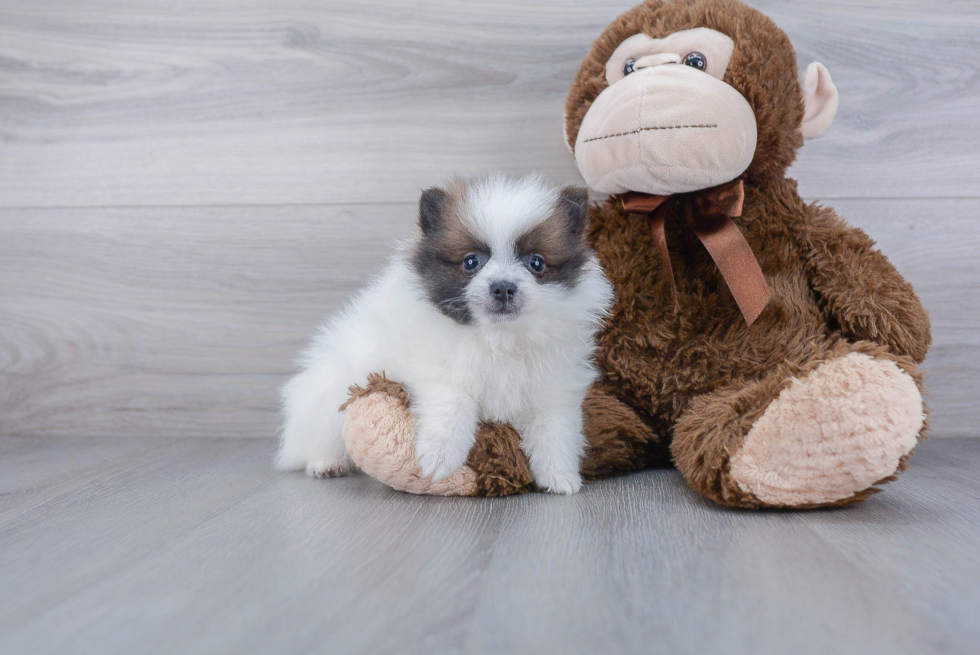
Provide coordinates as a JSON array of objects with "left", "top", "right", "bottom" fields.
[{"left": 573, "top": 27, "right": 758, "bottom": 196}]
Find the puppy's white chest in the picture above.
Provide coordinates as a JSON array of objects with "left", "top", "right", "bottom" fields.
[{"left": 468, "top": 350, "right": 541, "bottom": 423}]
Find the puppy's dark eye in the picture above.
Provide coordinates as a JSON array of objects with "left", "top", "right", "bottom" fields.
[
  {"left": 526, "top": 255, "right": 546, "bottom": 275},
  {"left": 462, "top": 253, "right": 481, "bottom": 272},
  {"left": 683, "top": 52, "right": 707, "bottom": 71},
  {"left": 623, "top": 58, "right": 637, "bottom": 76}
]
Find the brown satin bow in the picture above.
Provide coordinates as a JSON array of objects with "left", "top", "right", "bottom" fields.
[{"left": 620, "top": 179, "right": 772, "bottom": 326}]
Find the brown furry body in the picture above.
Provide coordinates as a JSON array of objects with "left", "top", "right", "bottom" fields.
[
  {"left": 559, "top": 0, "right": 930, "bottom": 507},
  {"left": 584, "top": 178, "right": 929, "bottom": 507}
]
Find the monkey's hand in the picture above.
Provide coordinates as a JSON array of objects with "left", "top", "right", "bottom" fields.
[{"left": 800, "top": 205, "right": 931, "bottom": 363}]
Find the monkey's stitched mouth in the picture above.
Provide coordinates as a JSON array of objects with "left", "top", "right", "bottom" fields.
[{"left": 583, "top": 124, "right": 718, "bottom": 143}]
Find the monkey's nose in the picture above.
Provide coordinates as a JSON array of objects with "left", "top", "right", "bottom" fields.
[
  {"left": 634, "top": 53, "right": 682, "bottom": 70},
  {"left": 490, "top": 280, "right": 518, "bottom": 303}
]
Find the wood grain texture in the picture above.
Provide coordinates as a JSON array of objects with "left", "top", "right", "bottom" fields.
[
  {"left": 1, "top": 198, "right": 975, "bottom": 439},
  {"left": 0, "top": 0, "right": 978, "bottom": 207},
  {"left": 0, "top": 436, "right": 977, "bottom": 655},
  {"left": 0, "top": 203, "right": 418, "bottom": 439}
]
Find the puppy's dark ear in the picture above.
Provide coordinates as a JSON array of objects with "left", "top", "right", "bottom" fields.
[
  {"left": 558, "top": 186, "right": 590, "bottom": 237},
  {"left": 418, "top": 187, "right": 449, "bottom": 235}
]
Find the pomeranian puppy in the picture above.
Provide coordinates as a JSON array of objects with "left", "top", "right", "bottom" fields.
[{"left": 276, "top": 174, "right": 613, "bottom": 493}]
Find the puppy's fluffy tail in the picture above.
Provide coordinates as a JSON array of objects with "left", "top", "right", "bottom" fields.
[
  {"left": 275, "top": 347, "right": 354, "bottom": 473},
  {"left": 276, "top": 273, "right": 391, "bottom": 473}
]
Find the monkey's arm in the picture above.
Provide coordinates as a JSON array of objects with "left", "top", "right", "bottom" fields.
[{"left": 798, "top": 205, "right": 931, "bottom": 363}]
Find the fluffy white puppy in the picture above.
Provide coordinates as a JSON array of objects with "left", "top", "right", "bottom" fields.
[{"left": 276, "top": 174, "right": 613, "bottom": 493}]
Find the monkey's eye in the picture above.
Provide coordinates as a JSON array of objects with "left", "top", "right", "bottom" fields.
[
  {"left": 623, "top": 58, "right": 637, "bottom": 76},
  {"left": 462, "top": 253, "right": 482, "bottom": 272},
  {"left": 526, "top": 255, "right": 547, "bottom": 275},
  {"left": 682, "top": 52, "right": 707, "bottom": 71}
]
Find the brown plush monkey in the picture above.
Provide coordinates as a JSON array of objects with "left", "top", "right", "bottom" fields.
[{"left": 339, "top": 0, "right": 931, "bottom": 508}]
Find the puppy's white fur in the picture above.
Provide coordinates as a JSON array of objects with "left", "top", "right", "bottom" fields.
[{"left": 276, "top": 174, "right": 613, "bottom": 493}]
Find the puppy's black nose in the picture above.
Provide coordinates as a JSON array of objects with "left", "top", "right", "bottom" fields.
[{"left": 490, "top": 280, "right": 518, "bottom": 303}]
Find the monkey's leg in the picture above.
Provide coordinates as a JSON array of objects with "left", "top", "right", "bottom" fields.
[
  {"left": 671, "top": 341, "right": 926, "bottom": 509},
  {"left": 341, "top": 373, "right": 537, "bottom": 496},
  {"left": 580, "top": 384, "right": 672, "bottom": 482},
  {"left": 341, "top": 375, "right": 668, "bottom": 496},
  {"left": 467, "top": 384, "right": 670, "bottom": 493},
  {"left": 340, "top": 373, "right": 482, "bottom": 496}
]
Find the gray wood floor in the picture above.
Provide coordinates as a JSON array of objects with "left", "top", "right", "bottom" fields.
[
  {"left": 0, "top": 436, "right": 978, "bottom": 655},
  {"left": 2, "top": 2, "right": 980, "bottom": 653}
]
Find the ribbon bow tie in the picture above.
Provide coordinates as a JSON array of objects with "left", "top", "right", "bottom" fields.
[{"left": 619, "top": 179, "right": 772, "bottom": 326}]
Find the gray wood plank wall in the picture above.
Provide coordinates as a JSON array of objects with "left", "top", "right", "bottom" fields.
[{"left": 1, "top": 0, "right": 978, "bottom": 439}]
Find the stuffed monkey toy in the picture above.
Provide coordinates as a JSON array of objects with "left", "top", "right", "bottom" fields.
[{"left": 338, "top": 0, "right": 931, "bottom": 508}]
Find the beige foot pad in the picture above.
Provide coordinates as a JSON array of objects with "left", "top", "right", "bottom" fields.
[
  {"left": 341, "top": 374, "right": 478, "bottom": 496},
  {"left": 730, "top": 352, "right": 924, "bottom": 506}
]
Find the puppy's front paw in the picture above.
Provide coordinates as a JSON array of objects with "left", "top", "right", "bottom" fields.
[
  {"left": 534, "top": 468, "right": 583, "bottom": 495},
  {"left": 307, "top": 458, "right": 356, "bottom": 478},
  {"left": 416, "top": 432, "right": 471, "bottom": 481}
]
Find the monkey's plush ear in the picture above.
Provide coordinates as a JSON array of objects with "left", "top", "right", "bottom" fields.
[
  {"left": 559, "top": 186, "right": 590, "bottom": 236},
  {"left": 801, "top": 62, "right": 839, "bottom": 140},
  {"left": 418, "top": 187, "right": 449, "bottom": 235}
]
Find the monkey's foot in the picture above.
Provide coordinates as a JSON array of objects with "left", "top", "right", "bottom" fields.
[
  {"left": 341, "top": 375, "right": 479, "bottom": 496},
  {"left": 729, "top": 352, "right": 924, "bottom": 506}
]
